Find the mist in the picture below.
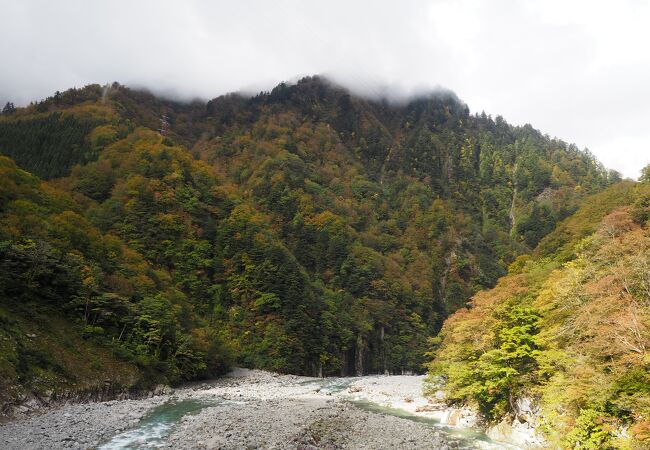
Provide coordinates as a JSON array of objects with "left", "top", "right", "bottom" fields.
[{"left": 1, "top": 0, "right": 649, "bottom": 178}]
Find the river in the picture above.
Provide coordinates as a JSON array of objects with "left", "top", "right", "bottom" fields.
[{"left": 1, "top": 370, "right": 519, "bottom": 449}]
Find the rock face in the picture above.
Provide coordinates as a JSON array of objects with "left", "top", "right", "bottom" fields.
[
  {"left": 440, "top": 407, "right": 479, "bottom": 428},
  {"left": 484, "top": 397, "right": 547, "bottom": 449},
  {"left": 514, "top": 397, "right": 540, "bottom": 424},
  {"left": 421, "top": 386, "right": 546, "bottom": 449},
  {"left": 355, "top": 375, "right": 545, "bottom": 447},
  {"left": 4, "top": 383, "right": 174, "bottom": 419},
  {"left": 486, "top": 417, "right": 546, "bottom": 449}
]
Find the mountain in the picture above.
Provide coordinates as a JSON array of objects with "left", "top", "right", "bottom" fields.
[
  {"left": 0, "top": 77, "right": 618, "bottom": 415},
  {"left": 428, "top": 181, "right": 650, "bottom": 448}
]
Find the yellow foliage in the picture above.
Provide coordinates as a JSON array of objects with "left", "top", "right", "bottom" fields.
[{"left": 431, "top": 185, "right": 650, "bottom": 448}]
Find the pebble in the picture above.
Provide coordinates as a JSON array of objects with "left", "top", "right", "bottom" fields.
[{"left": 0, "top": 369, "right": 464, "bottom": 450}]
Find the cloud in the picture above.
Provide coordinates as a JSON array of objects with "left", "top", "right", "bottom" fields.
[{"left": 0, "top": 0, "right": 648, "bottom": 177}]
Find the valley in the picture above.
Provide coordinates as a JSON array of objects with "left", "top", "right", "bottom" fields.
[
  {"left": 0, "top": 78, "right": 648, "bottom": 448},
  {"left": 0, "top": 369, "right": 516, "bottom": 450}
]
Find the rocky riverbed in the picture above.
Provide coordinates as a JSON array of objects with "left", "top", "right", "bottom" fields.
[{"left": 0, "top": 369, "right": 517, "bottom": 449}]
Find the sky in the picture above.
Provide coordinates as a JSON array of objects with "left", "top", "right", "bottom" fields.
[{"left": 1, "top": 0, "right": 648, "bottom": 178}]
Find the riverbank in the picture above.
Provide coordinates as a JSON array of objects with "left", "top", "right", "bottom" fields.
[
  {"left": 0, "top": 369, "right": 513, "bottom": 449},
  {"left": 343, "top": 376, "right": 544, "bottom": 449}
]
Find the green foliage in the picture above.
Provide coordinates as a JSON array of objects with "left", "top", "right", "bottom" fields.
[
  {"left": 434, "top": 301, "right": 541, "bottom": 419},
  {"left": 2, "top": 102, "right": 16, "bottom": 115},
  {"left": 630, "top": 184, "right": 650, "bottom": 225},
  {"left": 0, "top": 109, "right": 111, "bottom": 178},
  {"left": 0, "top": 155, "right": 232, "bottom": 407},
  {"left": 535, "top": 182, "right": 636, "bottom": 261},
  {"left": 430, "top": 182, "right": 650, "bottom": 448},
  {"left": 564, "top": 408, "right": 614, "bottom": 449},
  {"left": 640, "top": 164, "right": 650, "bottom": 183},
  {"left": 518, "top": 204, "right": 557, "bottom": 247},
  {"left": 0, "top": 78, "right": 618, "bottom": 408}
]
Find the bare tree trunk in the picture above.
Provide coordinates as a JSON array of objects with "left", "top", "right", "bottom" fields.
[{"left": 118, "top": 323, "right": 126, "bottom": 341}]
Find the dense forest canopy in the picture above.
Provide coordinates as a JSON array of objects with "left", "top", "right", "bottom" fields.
[
  {"left": 0, "top": 77, "right": 621, "bottom": 416},
  {"left": 429, "top": 180, "right": 650, "bottom": 448}
]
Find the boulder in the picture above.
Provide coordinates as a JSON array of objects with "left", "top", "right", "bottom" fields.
[
  {"left": 487, "top": 417, "right": 546, "bottom": 449},
  {"left": 440, "top": 407, "right": 478, "bottom": 427}
]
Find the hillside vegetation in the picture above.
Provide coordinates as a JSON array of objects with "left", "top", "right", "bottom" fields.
[
  {"left": 429, "top": 181, "right": 650, "bottom": 448},
  {"left": 0, "top": 77, "right": 618, "bottom": 413}
]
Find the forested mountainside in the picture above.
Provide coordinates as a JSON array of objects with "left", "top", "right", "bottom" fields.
[
  {"left": 429, "top": 181, "right": 650, "bottom": 448},
  {"left": 0, "top": 77, "right": 618, "bottom": 412}
]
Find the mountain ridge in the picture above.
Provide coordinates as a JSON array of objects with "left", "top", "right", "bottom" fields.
[{"left": 0, "top": 76, "right": 620, "bottom": 419}]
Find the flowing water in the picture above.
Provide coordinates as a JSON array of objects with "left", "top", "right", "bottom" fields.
[
  {"left": 98, "top": 399, "right": 219, "bottom": 449},
  {"left": 98, "top": 377, "right": 516, "bottom": 449},
  {"left": 298, "top": 376, "right": 354, "bottom": 394},
  {"left": 351, "top": 399, "right": 517, "bottom": 449},
  {"left": 303, "top": 377, "right": 514, "bottom": 448}
]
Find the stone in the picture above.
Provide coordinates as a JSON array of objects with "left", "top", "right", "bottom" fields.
[{"left": 487, "top": 416, "right": 546, "bottom": 449}]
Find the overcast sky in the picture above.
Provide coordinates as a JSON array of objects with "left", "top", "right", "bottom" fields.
[{"left": 1, "top": 0, "right": 648, "bottom": 178}]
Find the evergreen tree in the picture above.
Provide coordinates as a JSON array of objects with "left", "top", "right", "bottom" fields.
[{"left": 2, "top": 101, "right": 16, "bottom": 115}]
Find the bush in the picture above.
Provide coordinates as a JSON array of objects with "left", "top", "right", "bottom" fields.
[{"left": 564, "top": 408, "right": 613, "bottom": 450}]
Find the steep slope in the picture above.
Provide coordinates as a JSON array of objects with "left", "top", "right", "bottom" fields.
[
  {"left": 0, "top": 102, "right": 117, "bottom": 179},
  {"left": 0, "top": 77, "right": 617, "bottom": 409},
  {"left": 0, "top": 155, "right": 232, "bottom": 413},
  {"left": 429, "top": 181, "right": 650, "bottom": 448},
  {"left": 188, "top": 77, "right": 617, "bottom": 373}
]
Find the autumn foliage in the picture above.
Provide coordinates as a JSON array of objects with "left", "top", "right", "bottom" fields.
[{"left": 430, "top": 182, "right": 650, "bottom": 449}]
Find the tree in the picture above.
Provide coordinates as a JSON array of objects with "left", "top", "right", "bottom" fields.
[
  {"left": 2, "top": 102, "right": 16, "bottom": 115},
  {"left": 470, "top": 304, "right": 541, "bottom": 418},
  {"left": 640, "top": 164, "right": 650, "bottom": 183},
  {"left": 517, "top": 204, "right": 557, "bottom": 248},
  {"left": 564, "top": 409, "right": 613, "bottom": 449},
  {"left": 607, "top": 169, "right": 622, "bottom": 183}
]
